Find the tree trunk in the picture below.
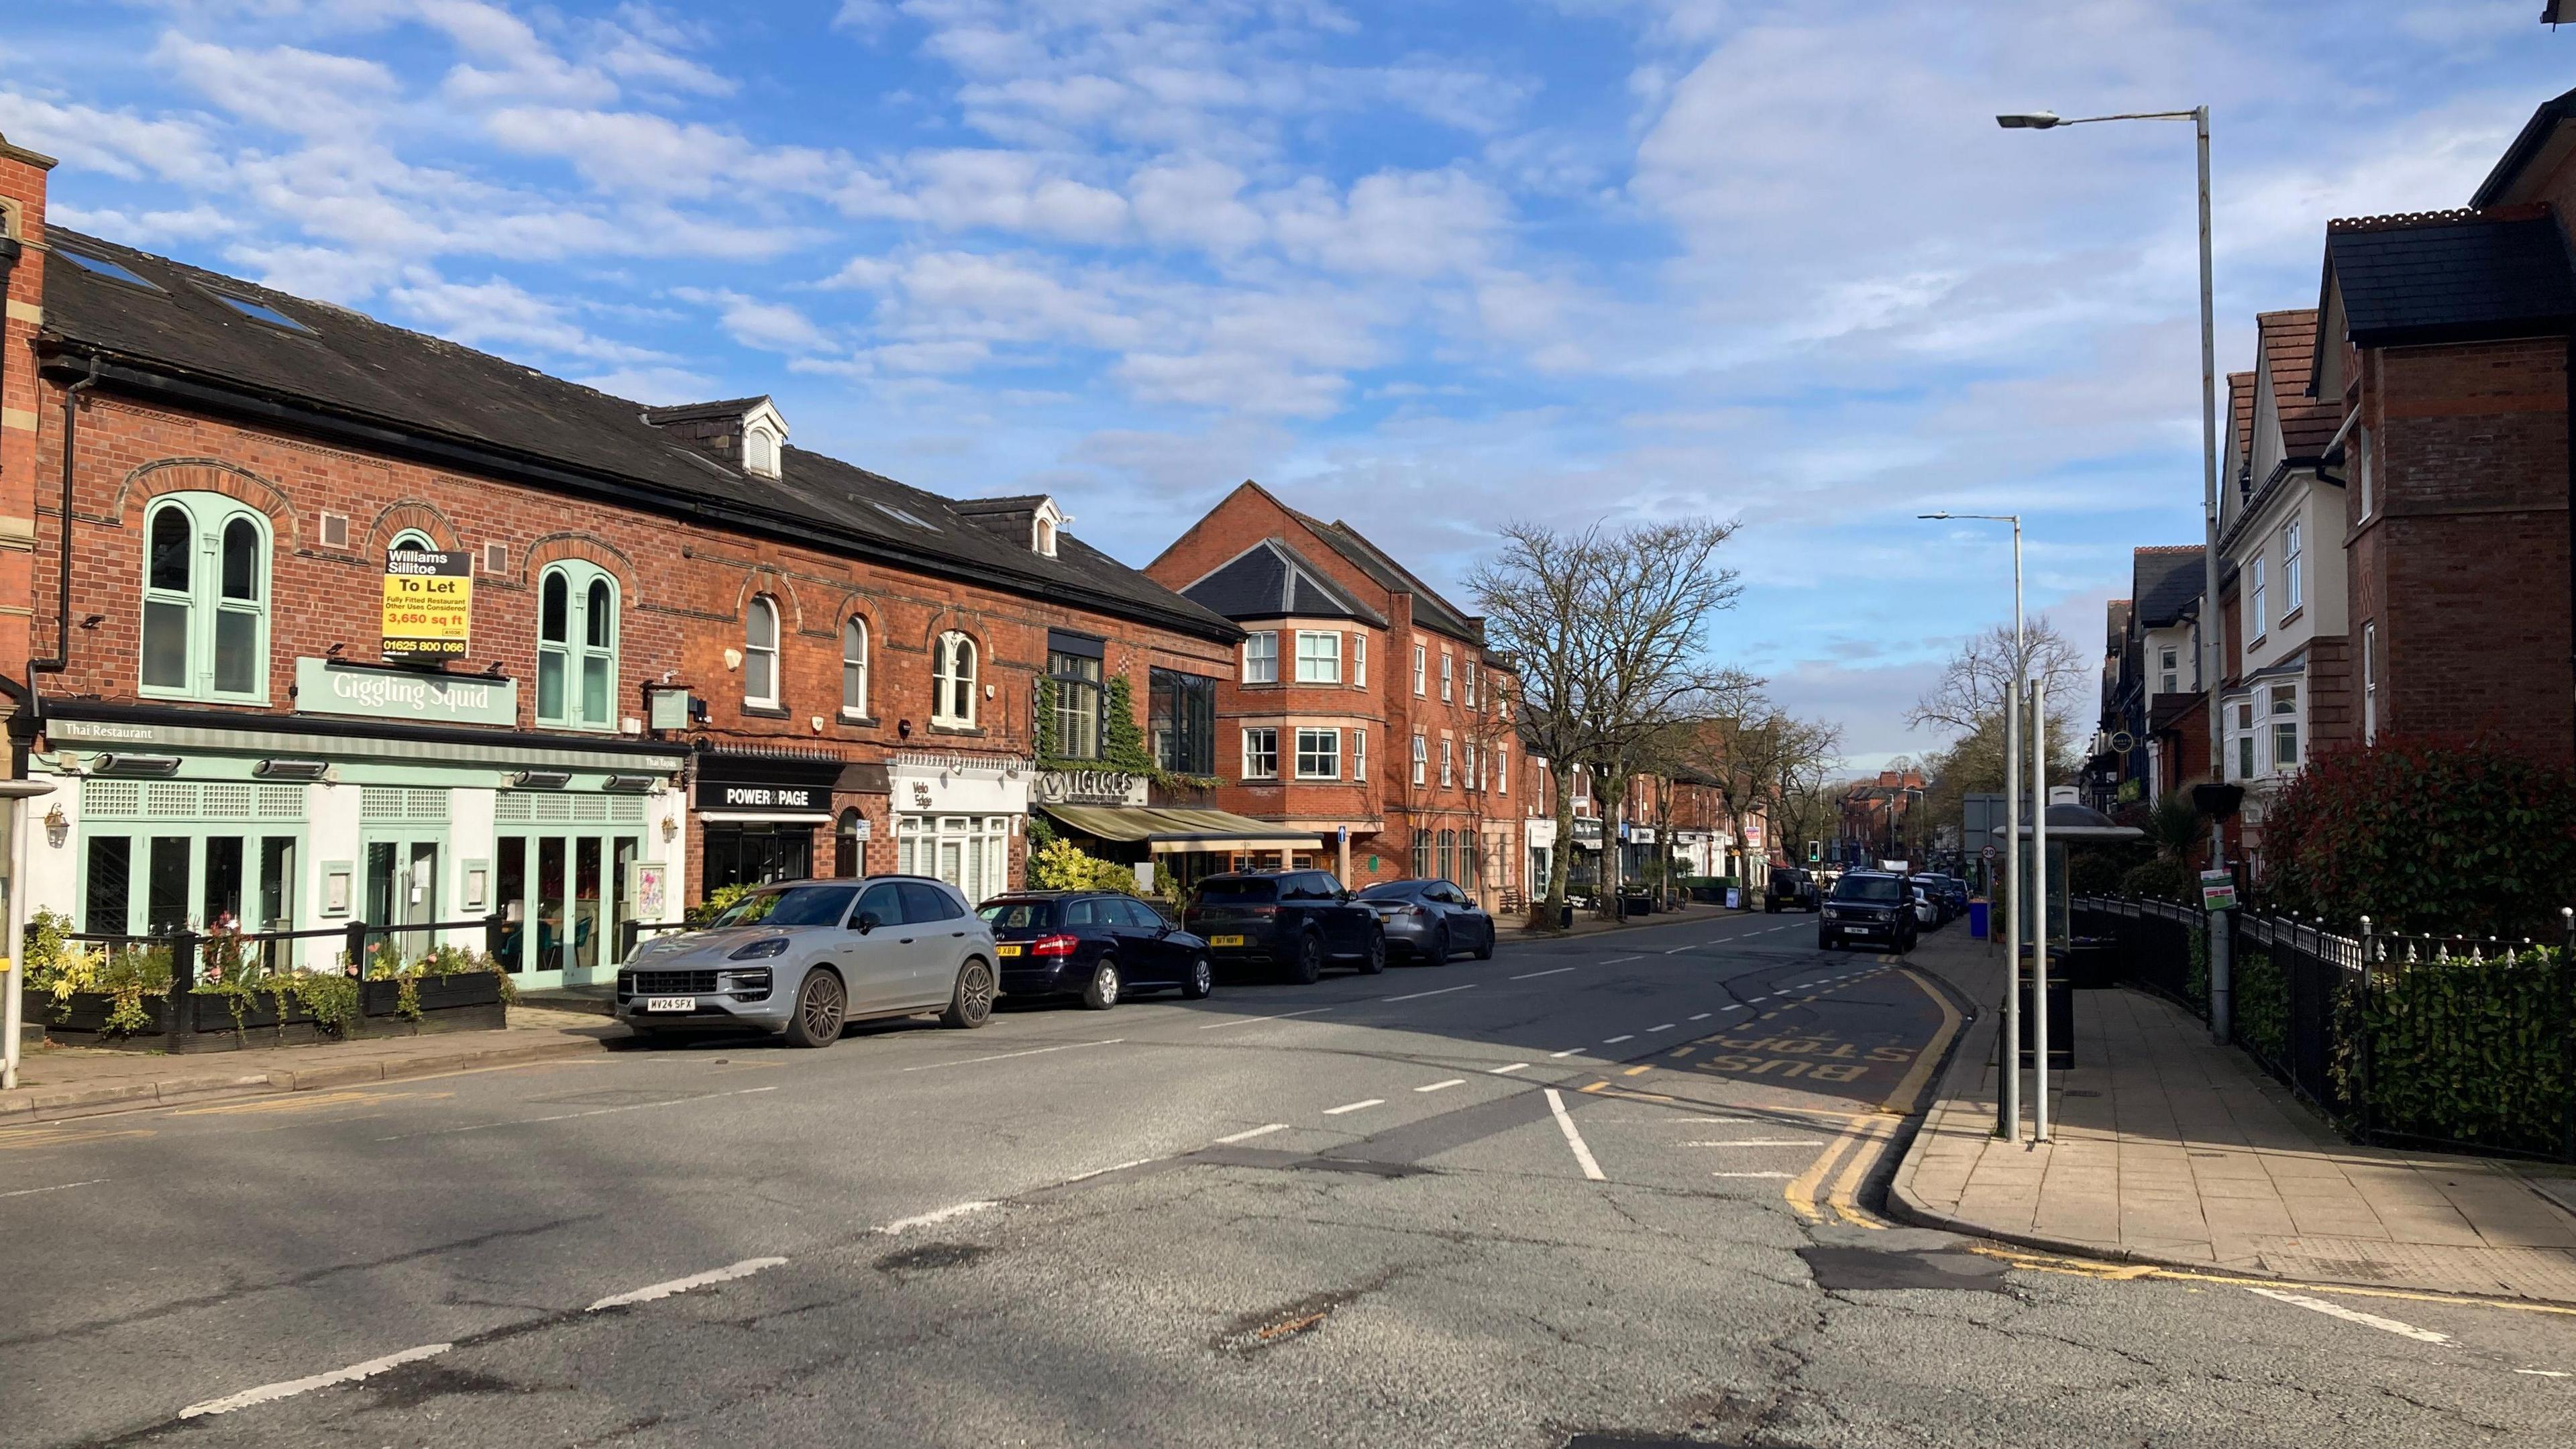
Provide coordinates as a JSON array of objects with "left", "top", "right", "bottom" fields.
[{"left": 1542, "top": 760, "right": 1579, "bottom": 930}]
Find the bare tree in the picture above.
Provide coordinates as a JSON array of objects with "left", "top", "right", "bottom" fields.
[
  {"left": 1470, "top": 517, "right": 1741, "bottom": 926},
  {"left": 1907, "top": 619, "right": 2088, "bottom": 738},
  {"left": 1673, "top": 675, "right": 1845, "bottom": 906}
]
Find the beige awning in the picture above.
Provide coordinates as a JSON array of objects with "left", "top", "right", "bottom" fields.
[{"left": 1040, "top": 804, "right": 1326, "bottom": 855}]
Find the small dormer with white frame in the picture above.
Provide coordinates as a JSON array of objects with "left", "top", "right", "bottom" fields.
[
  {"left": 1032, "top": 496, "right": 1069, "bottom": 557},
  {"left": 641, "top": 394, "right": 790, "bottom": 480},
  {"left": 739, "top": 398, "right": 787, "bottom": 480}
]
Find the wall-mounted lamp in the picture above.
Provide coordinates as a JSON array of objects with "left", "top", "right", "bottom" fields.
[
  {"left": 253, "top": 758, "right": 330, "bottom": 781},
  {"left": 514, "top": 769, "right": 572, "bottom": 789},
  {"left": 78, "top": 614, "right": 105, "bottom": 629},
  {"left": 660, "top": 814, "right": 679, "bottom": 841},
  {"left": 604, "top": 773, "right": 658, "bottom": 793},
  {"left": 325, "top": 642, "right": 345, "bottom": 657},
  {"left": 44, "top": 803, "right": 68, "bottom": 848}
]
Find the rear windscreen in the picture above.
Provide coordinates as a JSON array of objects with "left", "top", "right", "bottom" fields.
[
  {"left": 1193, "top": 880, "right": 1277, "bottom": 906},
  {"left": 978, "top": 901, "right": 1055, "bottom": 930}
]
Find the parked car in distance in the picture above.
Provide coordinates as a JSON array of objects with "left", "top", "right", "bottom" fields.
[
  {"left": 1929, "top": 874, "right": 1970, "bottom": 917},
  {"left": 1182, "top": 870, "right": 1385, "bottom": 983},
  {"left": 1907, "top": 874, "right": 1955, "bottom": 926},
  {"left": 616, "top": 877, "right": 998, "bottom": 1046},
  {"left": 1765, "top": 866, "right": 1819, "bottom": 913},
  {"left": 1355, "top": 878, "right": 1495, "bottom": 964},
  {"left": 1818, "top": 871, "right": 1918, "bottom": 953},
  {"left": 978, "top": 891, "right": 1214, "bottom": 1009}
]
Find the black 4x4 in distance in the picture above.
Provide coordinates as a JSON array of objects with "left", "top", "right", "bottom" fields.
[{"left": 1181, "top": 870, "right": 1385, "bottom": 983}]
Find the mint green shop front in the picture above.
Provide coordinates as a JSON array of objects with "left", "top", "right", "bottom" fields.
[{"left": 32, "top": 700, "right": 690, "bottom": 991}]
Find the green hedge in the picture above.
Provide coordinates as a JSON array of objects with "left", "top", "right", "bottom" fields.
[{"left": 2354, "top": 945, "right": 2573, "bottom": 1154}]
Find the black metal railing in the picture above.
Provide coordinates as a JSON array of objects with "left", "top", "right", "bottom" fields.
[{"left": 2074, "top": 895, "right": 2576, "bottom": 1163}]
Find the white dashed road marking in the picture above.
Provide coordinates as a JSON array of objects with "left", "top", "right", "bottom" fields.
[
  {"left": 903, "top": 1040, "right": 1122, "bottom": 1072},
  {"left": 1544, "top": 1087, "right": 1607, "bottom": 1182},
  {"left": 589, "top": 1257, "right": 788, "bottom": 1311},
  {"left": 2243, "top": 1287, "right": 2453, "bottom": 1344},
  {"left": 1324, "top": 1098, "right": 1385, "bottom": 1116},
  {"left": 180, "top": 1343, "right": 453, "bottom": 1419},
  {"left": 1603, "top": 1034, "right": 1633, "bottom": 1044},
  {"left": 1711, "top": 1171, "right": 1795, "bottom": 1179},
  {"left": 1511, "top": 967, "right": 1576, "bottom": 979},
  {"left": 1415, "top": 1079, "right": 1467, "bottom": 1093},
  {"left": 1686, "top": 1138, "right": 1824, "bottom": 1147},
  {"left": 1647, "top": 1022, "right": 1674, "bottom": 1032},
  {"left": 878, "top": 1200, "right": 998, "bottom": 1235},
  {"left": 1688, "top": 1012, "right": 1711, "bottom": 1021},
  {"left": 1383, "top": 984, "right": 1477, "bottom": 1003},
  {"left": 1199, "top": 1008, "right": 1332, "bottom": 1030},
  {"left": 1550, "top": 1049, "right": 1584, "bottom": 1059},
  {"left": 1490, "top": 1063, "right": 1530, "bottom": 1075},
  {"left": 0, "top": 1178, "right": 108, "bottom": 1199},
  {"left": 1214, "top": 1123, "right": 1289, "bottom": 1144}
]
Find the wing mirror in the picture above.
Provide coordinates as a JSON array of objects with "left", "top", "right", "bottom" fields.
[{"left": 855, "top": 910, "right": 882, "bottom": 934}]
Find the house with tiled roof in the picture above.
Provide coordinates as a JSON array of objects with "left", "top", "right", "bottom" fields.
[
  {"left": 2210, "top": 309, "right": 2351, "bottom": 859},
  {"left": 2092, "top": 545, "right": 2209, "bottom": 812},
  {"left": 1146, "top": 481, "right": 1541, "bottom": 905}
]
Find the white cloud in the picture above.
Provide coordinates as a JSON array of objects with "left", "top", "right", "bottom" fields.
[
  {"left": 675, "top": 287, "right": 833, "bottom": 354},
  {"left": 1268, "top": 168, "right": 1507, "bottom": 277},
  {"left": 387, "top": 270, "right": 674, "bottom": 362},
  {"left": 151, "top": 33, "right": 402, "bottom": 139}
]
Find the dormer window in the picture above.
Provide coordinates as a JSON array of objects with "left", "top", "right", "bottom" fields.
[
  {"left": 1030, "top": 496, "right": 1069, "bottom": 558},
  {"left": 744, "top": 424, "right": 781, "bottom": 479}
]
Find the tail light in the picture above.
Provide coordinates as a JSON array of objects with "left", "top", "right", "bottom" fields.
[
  {"left": 1244, "top": 905, "right": 1278, "bottom": 917},
  {"left": 1031, "top": 934, "right": 1081, "bottom": 957}
]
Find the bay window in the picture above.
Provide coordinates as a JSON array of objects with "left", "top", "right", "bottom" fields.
[
  {"left": 1295, "top": 727, "right": 1340, "bottom": 779},
  {"left": 1294, "top": 629, "right": 1341, "bottom": 684}
]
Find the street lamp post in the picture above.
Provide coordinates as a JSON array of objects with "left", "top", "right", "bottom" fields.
[
  {"left": 1921, "top": 511, "right": 2023, "bottom": 1141},
  {"left": 2000, "top": 103, "right": 2231, "bottom": 1046}
]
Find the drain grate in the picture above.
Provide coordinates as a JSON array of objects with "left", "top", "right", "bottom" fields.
[{"left": 1798, "top": 1244, "right": 2011, "bottom": 1293}]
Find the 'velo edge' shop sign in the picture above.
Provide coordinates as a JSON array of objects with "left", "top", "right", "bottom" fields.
[{"left": 294, "top": 658, "right": 519, "bottom": 726}]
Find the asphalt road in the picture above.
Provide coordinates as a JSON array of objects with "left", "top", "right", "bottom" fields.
[{"left": 5, "top": 908, "right": 2573, "bottom": 1448}]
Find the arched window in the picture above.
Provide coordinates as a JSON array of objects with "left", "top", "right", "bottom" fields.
[
  {"left": 536, "top": 562, "right": 618, "bottom": 729},
  {"left": 1035, "top": 518, "right": 1056, "bottom": 556},
  {"left": 841, "top": 616, "right": 869, "bottom": 718},
  {"left": 744, "top": 426, "right": 780, "bottom": 478},
  {"left": 140, "top": 492, "right": 270, "bottom": 701},
  {"left": 744, "top": 596, "right": 780, "bottom": 708},
  {"left": 834, "top": 807, "right": 865, "bottom": 877},
  {"left": 932, "top": 630, "right": 976, "bottom": 728},
  {"left": 388, "top": 528, "right": 435, "bottom": 553}
]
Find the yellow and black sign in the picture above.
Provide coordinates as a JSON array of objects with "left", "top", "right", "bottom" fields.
[{"left": 382, "top": 548, "right": 472, "bottom": 659}]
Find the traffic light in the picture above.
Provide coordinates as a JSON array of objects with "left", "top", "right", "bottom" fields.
[{"left": 1806, "top": 840, "right": 1820, "bottom": 863}]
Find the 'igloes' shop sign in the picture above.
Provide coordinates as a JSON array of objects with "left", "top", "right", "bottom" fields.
[{"left": 295, "top": 659, "right": 518, "bottom": 726}]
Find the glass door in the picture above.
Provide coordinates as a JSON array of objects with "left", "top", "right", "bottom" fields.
[
  {"left": 494, "top": 828, "right": 640, "bottom": 987},
  {"left": 363, "top": 837, "right": 441, "bottom": 963}
]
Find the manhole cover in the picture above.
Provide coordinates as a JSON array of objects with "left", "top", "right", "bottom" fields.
[{"left": 1798, "top": 1244, "right": 2010, "bottom": 1293}]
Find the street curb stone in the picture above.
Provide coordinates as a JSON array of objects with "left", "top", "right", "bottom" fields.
[{"left": 1, "top": 1034, "right": 614, "bottom": 1126}]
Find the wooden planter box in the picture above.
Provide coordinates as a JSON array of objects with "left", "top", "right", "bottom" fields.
[{"left": 24, "top": 973, "right": 506, "bottom": 1053}]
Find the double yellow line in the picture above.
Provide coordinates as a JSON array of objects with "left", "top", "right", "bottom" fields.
[{"left": 1785, "top": 968, "right": 1962, "bottom": 1228}]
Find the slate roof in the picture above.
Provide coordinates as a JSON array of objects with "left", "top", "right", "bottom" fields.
[
  {"left": 1284, "top": 508, "right": 1483, "bottom": 644},
  {"left": 2131, "top": 546, "right": 2204, "bottom": 629},
  {"left": 2471, "top": 85, "right": 2576, "bottom": 209},
  {"left": 1180, "top": 539, "right": 1390, "bottom": 627},
  {"left": 33, "top": 229, "right": 1236, "bottom": 642},
  {"left": 641, "top": 396, "right": 770, "bottom": 425},
  {"left": 2320, "top": 213, "right": 2576, "bottom": 349},
  {"left": 2256, "top": 310, "right": 2337, "bottom": 459}
]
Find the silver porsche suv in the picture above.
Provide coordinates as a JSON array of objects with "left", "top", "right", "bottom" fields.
[{"left": 616, "top": 877, "right": 998, "bottom": 1047}]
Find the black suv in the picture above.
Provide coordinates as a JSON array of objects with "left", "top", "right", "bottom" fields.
[
  {"left": 1765, "top": 866, "right": 1819, "bottom": 913},
  {"left": 1819, "top": 871, "right": 1918, "bottom": 953},
  {"left": 979, "top": 891, "right": 1216, "bottom": 1009},
  {"left": 1182, "top": 870, "right": 1385, "bottom": 983}
]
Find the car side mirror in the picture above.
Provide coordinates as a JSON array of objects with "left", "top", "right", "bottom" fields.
[{"left": 855, "top": 911, "right": 881, "bottom": 934}]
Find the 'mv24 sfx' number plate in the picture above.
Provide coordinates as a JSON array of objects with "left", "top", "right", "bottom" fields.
[{"left": 645, "top": 996, "right": 697, "bottom": 1012}]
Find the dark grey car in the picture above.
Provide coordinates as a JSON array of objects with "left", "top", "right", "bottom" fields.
[
  {"left": 616, "top": 877, "right": 999, "bottom": 1047},
  {"left": 1356, "top": 878, "right": 1495, "bottom": 965}
]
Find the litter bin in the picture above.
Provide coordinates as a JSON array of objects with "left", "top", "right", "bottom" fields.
[
  {"left": 2015, "top": 956, "right": 2074, "bottom": 1071},
  {"left": 1967, "top": 898, "right": 1990, "bottom": 940}
]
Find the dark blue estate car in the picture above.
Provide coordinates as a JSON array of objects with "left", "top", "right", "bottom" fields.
[{"left": 978, "top": 891, "right": 1215, "bottom": 1010}]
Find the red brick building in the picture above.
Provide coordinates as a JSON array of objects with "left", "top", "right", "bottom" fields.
[
  {"left": 1147, "top": 483, "right": 1525, "bottom": 903},
  {"left": 0, "top": 148, "right": 1239, "bottom": 989}
]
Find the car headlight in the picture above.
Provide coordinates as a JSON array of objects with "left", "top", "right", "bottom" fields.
[{"left": 729, "top": 938, "right": 790, "bottom": 961}]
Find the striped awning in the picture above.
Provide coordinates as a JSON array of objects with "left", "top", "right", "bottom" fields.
[{"left": 1039, "top": 804, "right": 1325, "bottom": 855}]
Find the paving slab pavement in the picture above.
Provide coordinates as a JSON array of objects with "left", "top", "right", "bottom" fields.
[
  {"left": 3, "top": 1004, "right": 627, "bottom": 1123},
  {"left": 1890, "top": 924, "right": 2576, "bottom": 1304}
]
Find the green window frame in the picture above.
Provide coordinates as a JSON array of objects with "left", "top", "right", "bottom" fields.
[
  {"left": 139, "top": 492, "right": 271, "bottom": 703},
  {"left": 537, "top": 561, "right": 619, "bottom": 729}
]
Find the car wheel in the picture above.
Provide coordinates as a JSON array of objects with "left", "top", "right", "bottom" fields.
[
  {"left": 1289, "top": 932, "right": 1324, "bottom": 985},
  {"left": 1765, "top": 901, "right": 1778, "bottom": 914},
  {"left": 1357, "top": 930, "right": 1386, "bottom": 975},
  {"left": 1181, "top": 955, "right": 1214, "bottom": 1000},
  {"left": 782, "top": 969, "right": 846, "bottom": 1049},
  {"left": 941, "top": 958, "right": 996, "bottom": 1028},
  {"left": 1426, "top": 927, "right": 1449, "bottom": 968},
  {"left": 1080, "top": 957, "right": 1122, "bottom": 1011},
  {"left": 1472, "top": 922, "right": 1494, "bottom": 961},
  {"left": 1818, "top": 933, "right": 1835, "bottom": 951}
]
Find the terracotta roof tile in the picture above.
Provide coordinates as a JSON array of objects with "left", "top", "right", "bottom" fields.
[{"left": 2256, "top": 309, "right": 2337, "bottom": 458}]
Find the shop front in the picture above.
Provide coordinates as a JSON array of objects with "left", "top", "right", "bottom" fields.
[
  {"left": 888, "top": 751, "right": 1031, "bottom": 904},
  {"left": 1033, "top": 765, "right": 1320, "bottom": 893},
  {"left": 694, "top": 749, "right": 847, "bottom": 895},
  {"left": 33, "top": 679, "right": 687, "bottom": 989}
]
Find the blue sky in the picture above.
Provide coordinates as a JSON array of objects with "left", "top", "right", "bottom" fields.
[{"left": 3, "top": 1, "right": 2568, "bottom": 766}]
